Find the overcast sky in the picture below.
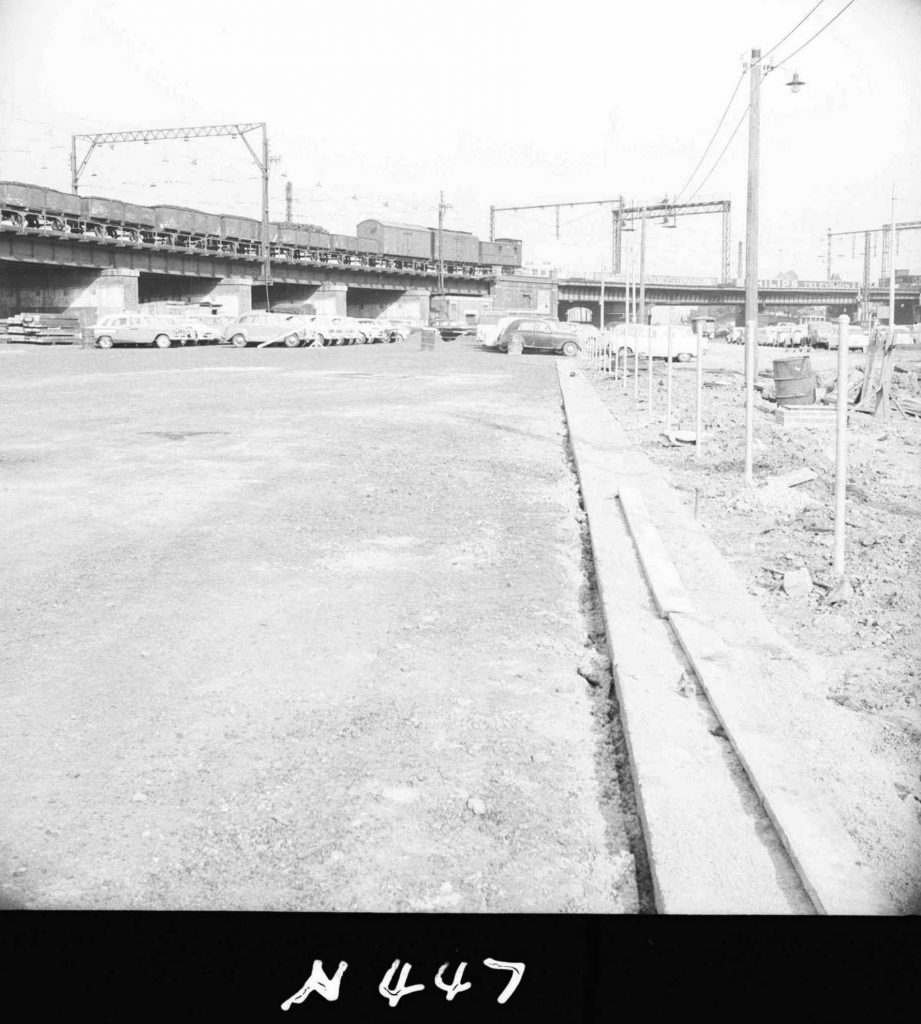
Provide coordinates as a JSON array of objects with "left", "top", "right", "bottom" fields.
[{"left": 1, "top": 0, "right": 919, "bottom": 279}]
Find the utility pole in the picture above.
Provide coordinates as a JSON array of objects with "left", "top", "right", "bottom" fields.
[
  {"left": 826, "top": 228, "right": 833, "bottom": 280},
  {"left": 737, "top": 240, "right": 744, "bottom": 280},
  {"left": 888, "top": 182, "right": 897, "bottom": 336},
  {"left": 638, "top": 205, "right": 647, "bottom": 324},
  {"left": 555, "top": 205, "right": 560, "bottom": 241},
  {"left": 437, "top": 190, "right": 447, "bottom": 297},
  {"left": 862, "top": 230, "right": 871, "bottom": 326},
  {"left": 745, "top": 47, "right": 762, "bottom": 382},
  {"left": 261, "top": 124, "right": 271, "bottom": 312},
  {"left": 489, "top": 205, "right": 495, "bottom": 242},
  {"left": 285, "top": 181, "right": 293, "bottom": 222}
]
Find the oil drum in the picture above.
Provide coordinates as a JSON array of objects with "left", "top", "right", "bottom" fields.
[{"left": 773, "top": 355, "right": 816, "bottom": 406}]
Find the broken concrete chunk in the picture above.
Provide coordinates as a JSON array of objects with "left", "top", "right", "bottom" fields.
[
  {"left": 824, "top": 578, "right": 854, "bottom": 606},
  {"left": 466, "top": 797, "right": 487, "bottom": 816},
  {"left": 782, "top": 566, "right": 813, "bottom": 599}
]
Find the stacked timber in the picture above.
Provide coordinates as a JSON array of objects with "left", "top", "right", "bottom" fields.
[{"left": 4, "top": 313, "right": 83, "bottom": 344}]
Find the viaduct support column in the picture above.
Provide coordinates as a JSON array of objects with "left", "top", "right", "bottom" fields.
[
  {"left": 386, "top": 289, "right": 431, "bottom": 324},
  {"left": 310, "top": 283, "right": 349, "bottom": 317},
  {"left": 208, "top": 277, "right": 254, "bottom": 318},
  {"left": 95, "top": 269, "right": 139, "bottom": 319}
]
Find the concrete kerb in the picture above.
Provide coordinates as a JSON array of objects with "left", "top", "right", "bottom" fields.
[{"left": 557, "top": 362, "right": 894, "bottom": 915}]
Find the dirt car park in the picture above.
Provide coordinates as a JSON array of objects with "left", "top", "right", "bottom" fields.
[{"left": 0, "top": 335, "right": 646, "bottom": 912}]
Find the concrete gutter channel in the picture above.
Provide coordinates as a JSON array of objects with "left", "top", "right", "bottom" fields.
[{"left": 558, "top": 363, "right": 894, "bottom": 915}]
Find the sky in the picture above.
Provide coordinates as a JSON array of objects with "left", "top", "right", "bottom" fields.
[{"left": 1, "top": 0, "right": 919, "bottom": 280}]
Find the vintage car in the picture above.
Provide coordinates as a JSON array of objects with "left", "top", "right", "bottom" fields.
[
  {"left": 495, "top": 317, "right": 581, "bottom": 356},
  {"left": 92, "top": 313, "right": 197, "bottom": 349},
  {"left": 221, "top": 312, "right": 315, "bottom": 348},
  {"left": 355, "top": 318, "right": 392, "bottom": 343},
  {"left": 604, "top": 323, "right": 706, "bottom": 362}
]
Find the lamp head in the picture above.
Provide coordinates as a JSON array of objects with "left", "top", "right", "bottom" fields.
[{"left": 786, "top": 71, "right": 805, "bottom": 93}]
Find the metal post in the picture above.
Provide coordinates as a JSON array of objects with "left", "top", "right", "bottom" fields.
[
  {"left": 826, "top": 228, "right": 832, "bottom": 281},
  {"left": 833, "top": 314, "right": 849, "bottom": 575},
  {"left": 622, "top": 256, "right": 630, "bottom": 393},
  {"left": 647, "top": 319, "right": 655, "bottom": 415},
  {"left": 695, "top": 320, "right": 703, "bottom": 458},
  {"left": 862, "top": 231, "right": 871, "bottom": 326},
  {"left": 744, "top": 319, "right": 756, "bottom": 485},
  {"left": 745, "top": 48, "right": 762, "bottom": 383},
  {"left": 70, "top": 136, "right": 78, "bottom": 195},
  {"left": 285, "top": 181, "right": 293, "bottom": 222},
  {"left": 489, "top": 205, "right": 495, "bottom": 242},
  {"left": 555, "top": 205, "right": 560, "bottom": 241},
  {"left": 262, "top": 124, "right": 271, "bottom": 312},
  {"left": 639, "top": 205, "right": 647, "bottom": 325},
  {"left": 666, "top": 321, "right": 674, "bottom": 434},
  {"left": 888, "top": 182, "right": 897, "bottom": 340},
  {"left": 612, "top": 209, "right": 622, "bottom": 276},
  {"left": 599, "top": 278, "right": 605, "bottom": 331},
  {"left": 721, "top": 202, "right": 731, "bottom": 283},
  {"left": 437, "top": 190, "right": 446, "bottom": 297}
]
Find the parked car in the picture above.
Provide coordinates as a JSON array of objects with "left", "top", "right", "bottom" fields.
[
  {"left": 355, "top": 318, "right": 391, "bottom": 343},
  {"left": 327, "top": 316, "right": 366, "bottom": 345},
  {"left": 221, "top": 312, "right": 314, "bottom": 348},
  {"left": 605, "top": 323, "right": 705, "bottom": 362},
  {"left": 828, "top": 326, "right": 869, "bottom": 351},
  {"left": 93, "top": 313, "right": 197, "bottom": 349},
  {"left": 477, "top": 310, "right": 557, "bottom": 348},
  {"left": 496, "top": 317, "right": 581, "bottom": 356}
]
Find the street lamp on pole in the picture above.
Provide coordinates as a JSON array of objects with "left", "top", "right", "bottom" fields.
[{"left": 743, "top": 51, "right": 806, "bottom": 485}]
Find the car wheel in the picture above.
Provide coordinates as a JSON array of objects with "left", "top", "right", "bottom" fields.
[
  {"left": 283, "top": 333, "right": 300, "bottom": 348},
  {"left": 676, "top": 352, "right": 692, "bottom": 362},
  {"left": 561, "top": 340, "right": 579, "bottom": 357},
  {"left": 230, "top": 334, "right": 247, "bottom": 348},
  {"left": 154, "top": 334, "right": 172, "bottom": 349},
  {"left": 96, "top": 335, "right": 114, "bottom": 349}
]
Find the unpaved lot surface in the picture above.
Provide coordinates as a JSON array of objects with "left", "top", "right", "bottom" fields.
[
  {"left": 587, "top": 340, "right": 921, "bottom": 913},
  {"left": 0, "top": 338, "right": 642, "bottom": 911}
]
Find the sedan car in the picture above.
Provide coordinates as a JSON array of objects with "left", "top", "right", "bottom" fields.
[
  {"left": 221, "top": 312, "right": 315, "bottom": 348},
  {"left": 496, "top": 318, "right": 581, "bottom": 356},
  {"left": 93, "top": 313, "right": 197, "bottom": 349}
]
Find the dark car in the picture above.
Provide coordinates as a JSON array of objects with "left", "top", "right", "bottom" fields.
[{"left": 496, "top": 318, "right": 580, "bottom": 356}]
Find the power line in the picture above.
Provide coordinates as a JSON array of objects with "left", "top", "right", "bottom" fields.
[
  {"left": 676, "top": 1, "right": 829, "bottom": 203},
  {"left": 772, "top": 0, "right": 859, "bottom": 67},
  {"left": 675, "top": 70, "right": 746, "bottom": 202},
  {"left": 687, "top": 103, "right": 751, "bottom": 202},
  {"left": 761, "top": 0, "right": 826, "bottom": 63}
]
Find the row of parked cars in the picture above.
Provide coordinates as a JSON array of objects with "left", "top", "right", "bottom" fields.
[
  {"left": 91, "top": 311, "right": 418, "bottom": 349},
  {"left": 725, "top": 320, "right": 919, "bottom": 351}
]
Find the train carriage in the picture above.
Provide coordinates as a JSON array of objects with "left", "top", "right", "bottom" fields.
[{"left": 357, "top": 219, "right": 432, "bottom": 261}]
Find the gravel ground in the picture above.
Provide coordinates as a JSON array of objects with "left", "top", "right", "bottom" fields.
[
  {"left": 0, "top": 337, "right": 643, "bottom": 912},
  {"left": 585, "top": 340, "right": 921, "bottom": 913}
]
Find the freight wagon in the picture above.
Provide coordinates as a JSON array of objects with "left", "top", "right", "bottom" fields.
[{"left": 0, "top": 182, "right": 522, "bottom": 276}]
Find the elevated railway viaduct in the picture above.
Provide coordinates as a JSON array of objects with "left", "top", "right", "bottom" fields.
[
  {"left": 558, "top": 276, "right": 920, "bottom": 325},
  {"left": 2, "top": 233, "right": 917, "bottom": 329}
]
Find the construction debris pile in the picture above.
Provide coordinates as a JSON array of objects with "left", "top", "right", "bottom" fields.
[{"left": 2, "top": 313, "right": 83, "bottom": 344}]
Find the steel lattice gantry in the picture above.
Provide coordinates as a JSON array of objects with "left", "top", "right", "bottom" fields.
[{"left": 611, "top": 198, "right": 732, "bottom": 281}]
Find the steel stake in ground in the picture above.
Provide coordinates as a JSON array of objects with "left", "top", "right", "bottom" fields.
[
  {"left": 744, "top": 319, "right": 756, "bottom": 485},
  {"left": 834, "top": 314, "right": 849, "bottom": 575},
  {"left": 695, "top": 320, "right": 703, "bottom": 458},
  {"left": 666, "top": 322, "right": 674, "bottom": 434}
]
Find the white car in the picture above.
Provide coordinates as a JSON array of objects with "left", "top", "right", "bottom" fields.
[
  {"left": 221, "top": 312, "right": 315, "bottom": 348},
  {"left": 603, "top": 323, "right": 707, "bottom": 362},
  {"left": 92, "top": 313, "right": 197, "bottom": 349}
]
